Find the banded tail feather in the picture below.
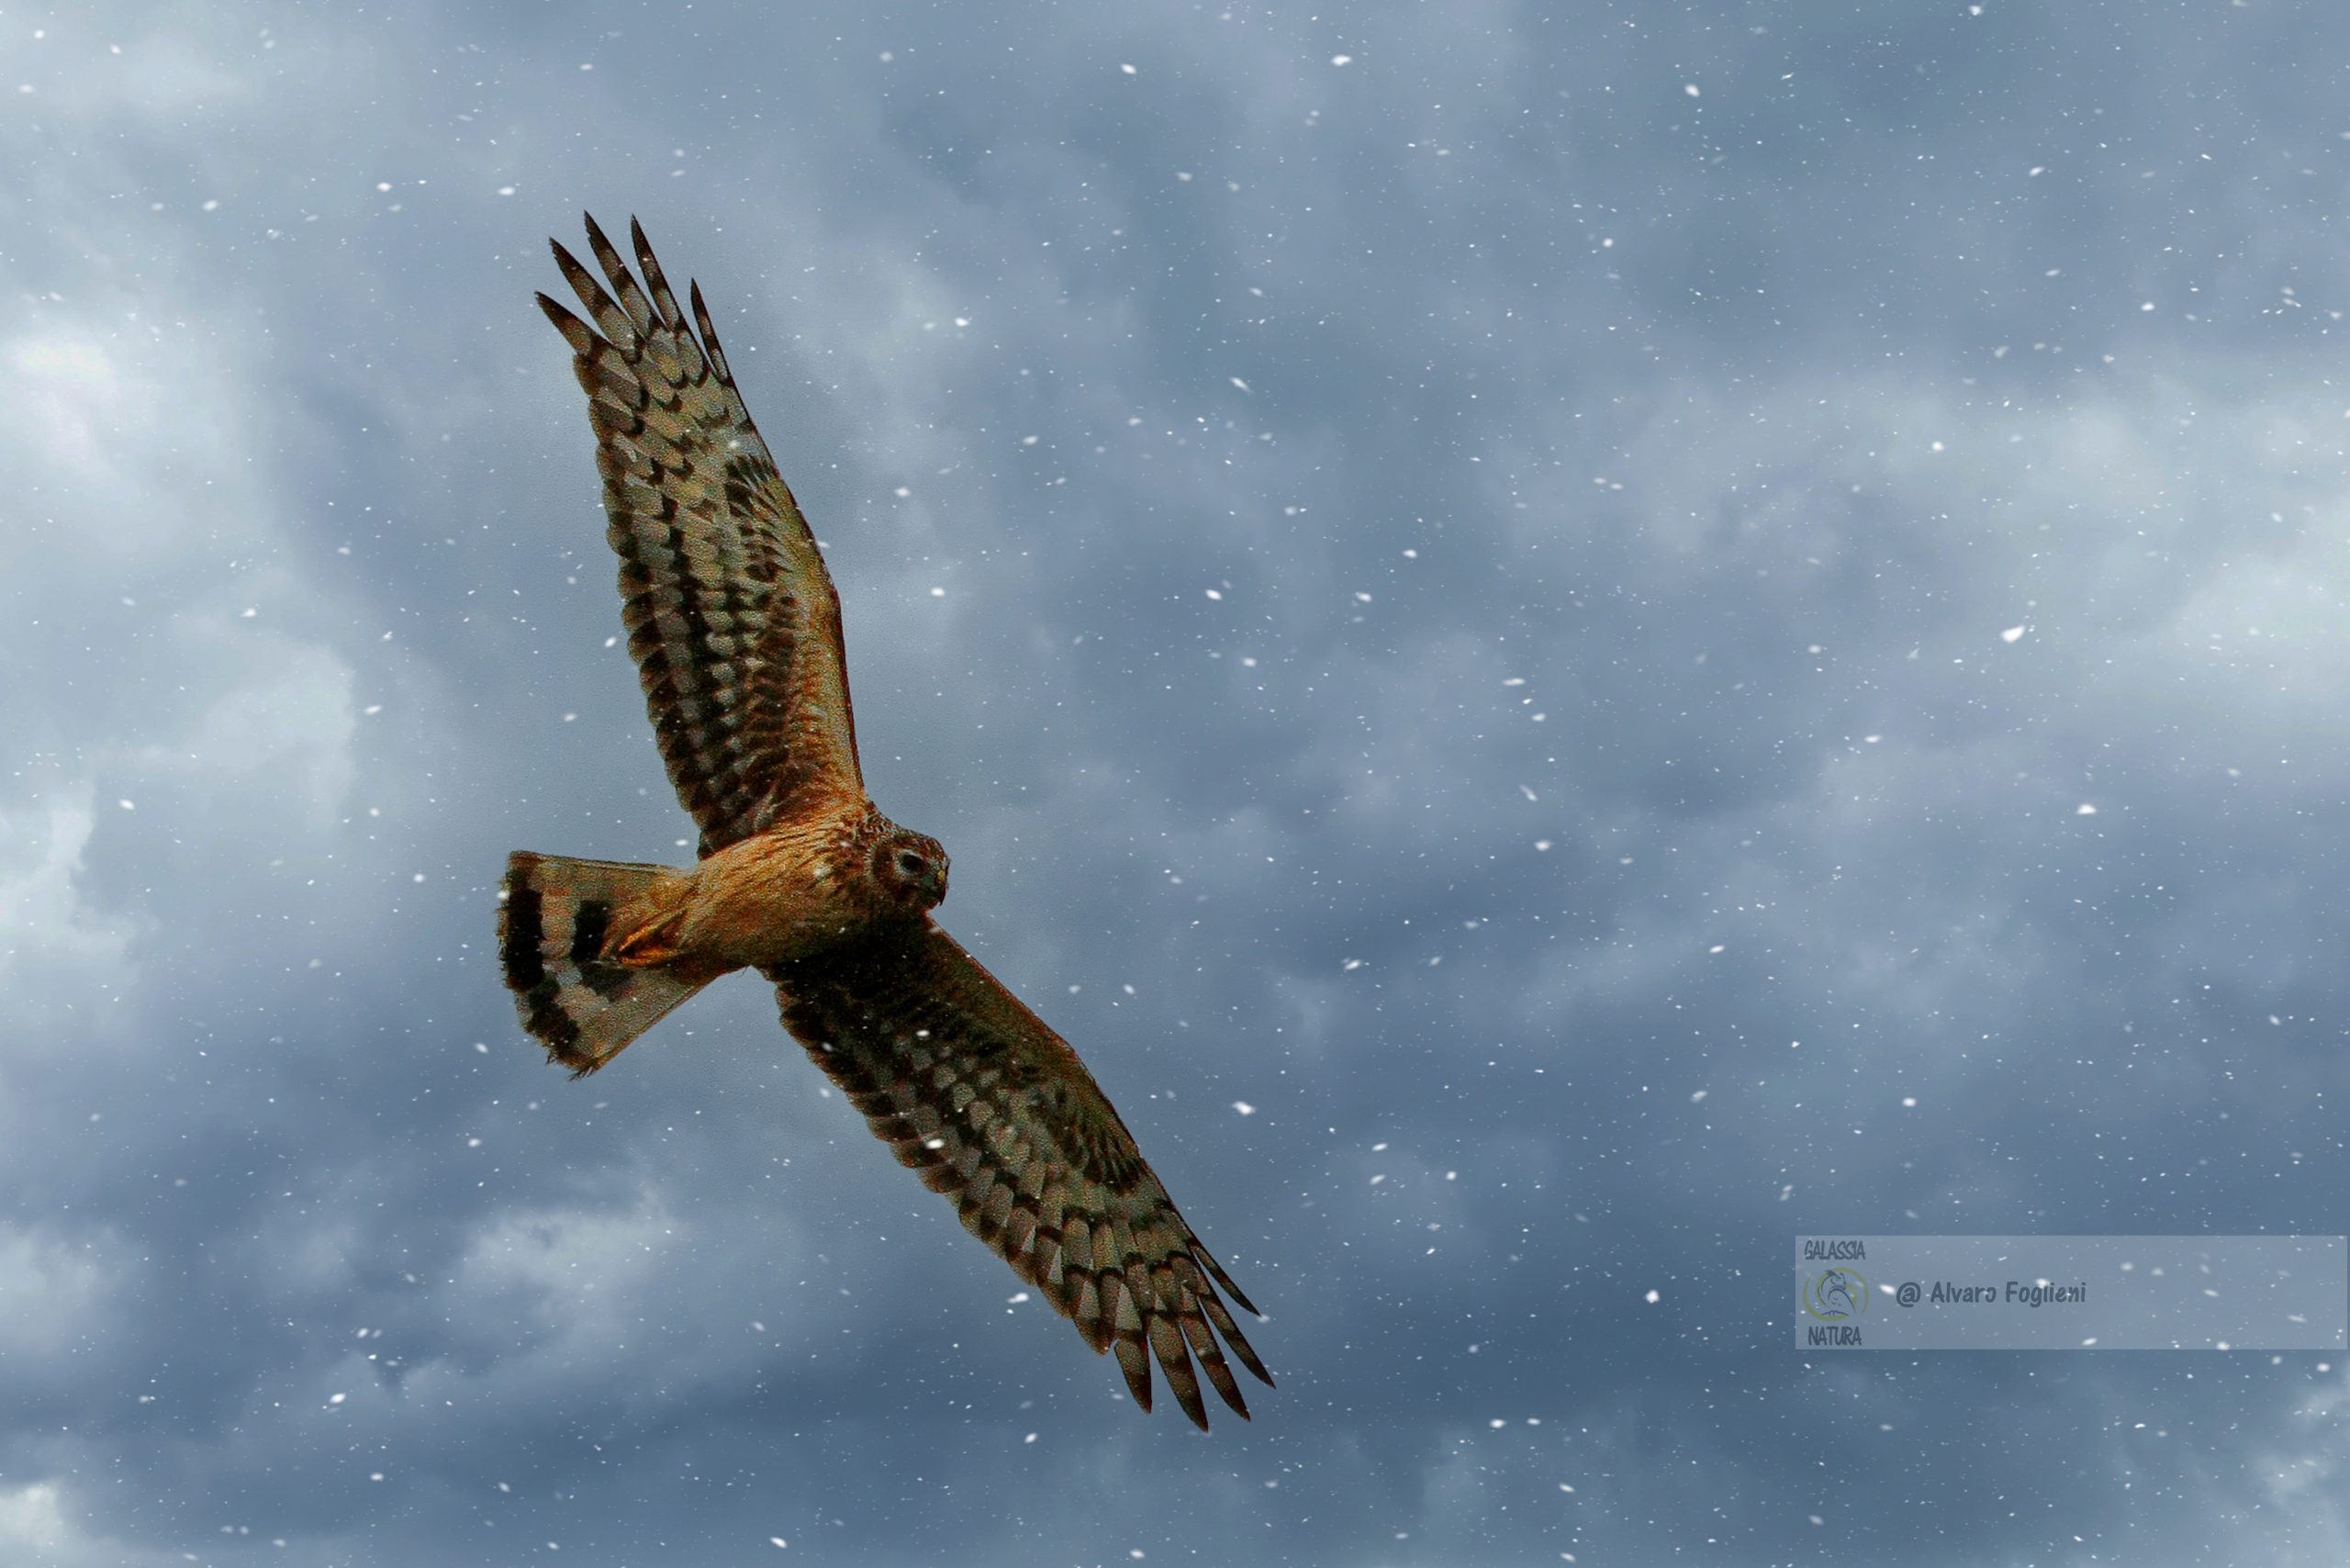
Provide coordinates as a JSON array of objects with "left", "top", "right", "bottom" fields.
[{"left": 497, "top": 852, "right": 713, "bottom": 1075}]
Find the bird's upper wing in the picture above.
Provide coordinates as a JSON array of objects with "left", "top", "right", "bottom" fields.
[
  {"left": 539, "top": 215, "right": 861, "bottom": 854},
  {"left": 761, "top": 922, "right": 1272, "bottom": 1429}
]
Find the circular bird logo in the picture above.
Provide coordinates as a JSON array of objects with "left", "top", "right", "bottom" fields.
[{"left": 1804, "top": 1267, "right": 1870, "bottom": 1321}]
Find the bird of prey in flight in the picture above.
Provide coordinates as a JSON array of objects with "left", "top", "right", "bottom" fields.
[{"left": 496, "top": 216, "right": 1270, "bottom": 1428}]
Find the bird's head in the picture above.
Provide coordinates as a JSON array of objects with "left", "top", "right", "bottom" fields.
[{"left": 872, "top": 824, "right": 950, "bottom": 913}]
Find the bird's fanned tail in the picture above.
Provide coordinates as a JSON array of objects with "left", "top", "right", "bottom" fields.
[{"left": 498, "top": 851, "right": 714, "bottom": 1075}]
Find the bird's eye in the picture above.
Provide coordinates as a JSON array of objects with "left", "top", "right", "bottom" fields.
[{"left": 895, "top": 850, "right": 924, "bottom": 877}]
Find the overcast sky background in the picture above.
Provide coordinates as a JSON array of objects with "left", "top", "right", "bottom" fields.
[{"left": 6, "top": 2, "right": 2350, "bottom": 1564}]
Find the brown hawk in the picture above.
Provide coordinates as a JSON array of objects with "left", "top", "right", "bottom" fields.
[{"left": 495, "top": 215, "right": 1270, "bottom": 1428}]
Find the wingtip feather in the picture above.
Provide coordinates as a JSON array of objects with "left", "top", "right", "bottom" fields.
[
  {"left": 688, "top": 279, "right": 735, "bottom": 385},
  {"left": 1113, "top": 1337, "right": 1153, "bottom": 1414},
  {"left": 550, "top": 236, "right": 632, "bottom": 344},
  {"left": 628, "top": 217, "right": 690, "bottom": 333},
  {"left": 1149, "top": 1311, "right": 1208, "bottom": 1430},
  {"left": 534, "top": 291, "right": 596, "bottom": 356},
  {"left": 581, "top": 212, "right": 655, "bottom": 336}
]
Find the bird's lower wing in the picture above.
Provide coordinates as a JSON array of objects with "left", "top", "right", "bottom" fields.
[{"left": 760, "top": 921, "right": 1271, "bottom": 1428}]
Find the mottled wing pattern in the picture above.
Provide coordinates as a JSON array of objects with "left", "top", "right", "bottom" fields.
[
  {"left": 539, "top": 214, "right": 861, "bottom": 853},
  {"left": 761, "top": 923, "right": 1273, "bottom": 1429}
]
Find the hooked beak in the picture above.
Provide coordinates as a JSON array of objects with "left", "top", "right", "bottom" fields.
[{"left": 920, "top": 865, "right": 948, "bottom": 906}]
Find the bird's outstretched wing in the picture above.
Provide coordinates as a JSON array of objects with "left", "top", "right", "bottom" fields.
[
  {"left": 539, "top": 215, "right": 862, "bottom": 853},
  {"left": 762, "top": 924, "right": 1273, "bottom": 1429}
]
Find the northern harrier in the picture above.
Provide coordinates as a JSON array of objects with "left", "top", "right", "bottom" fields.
[{"left": 496, "top": 216, "right": 1271, "bottom": 1428}]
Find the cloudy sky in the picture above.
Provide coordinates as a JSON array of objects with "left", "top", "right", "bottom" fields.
[{"left": 7, "top": 1, "right": 2350, "bottom": 1563}]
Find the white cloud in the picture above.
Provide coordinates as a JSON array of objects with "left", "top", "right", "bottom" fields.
[
  {"left": 0, "top": 1226, "right": 129, "bottom": 1362},
  {"left": 0, "top": 790, "right": 135, "bottom": 1010}
]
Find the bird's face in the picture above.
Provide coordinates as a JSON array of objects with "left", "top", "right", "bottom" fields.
[{"left": 875, "top": 828, "right": 950, "bottom": 912}]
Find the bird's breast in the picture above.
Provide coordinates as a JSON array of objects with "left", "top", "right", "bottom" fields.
[{"left": 677, "top": 819, "right": 880, "bottom": 967}]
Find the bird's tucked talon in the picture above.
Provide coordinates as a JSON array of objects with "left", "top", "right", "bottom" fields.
[{"left": 610, "top": 915, "right": 685, "bottom": 968}]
